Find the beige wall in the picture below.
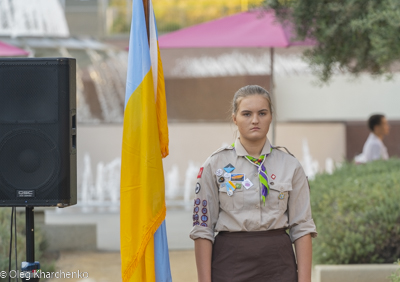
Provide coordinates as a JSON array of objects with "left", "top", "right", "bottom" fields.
[
  {"left": 275, "top": 123, "right": 346, "bottom": 171},
  {"left": 77, "top": 122, "right": 345, "bottom": 196},
  {"left": 275, "top": 74, "right": 400, "bottom": 122}
]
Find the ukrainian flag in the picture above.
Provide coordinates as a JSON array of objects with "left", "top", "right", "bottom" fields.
[{"left": 120, "top": 0, "right": 171, "bottom": 281}]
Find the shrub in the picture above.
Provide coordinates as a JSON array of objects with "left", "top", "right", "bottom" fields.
[
  {"left": 310, "top": 159, "right": 400, "bottom": 264},
  {"left": 388, "top": 259, "right": 400, "bottom": 282},
  {"left": 0, "top": 208, "right": 54, "bottom": 282}
]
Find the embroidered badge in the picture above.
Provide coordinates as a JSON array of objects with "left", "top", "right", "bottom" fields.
[
  {"left": 223, "top": 163, "right": 235, "bottom": 173},
  {"left": 202, "top": 200, "right": 207, "bottom": 207},
  {"left": 278, "top": 192, "right": 285, "bottom": 200},
  {"left": 202, "top": 208, "right": 207, "bottom": 214},
  {"left": 193, "top": 214, "right": 199, "bottom": 221},
  {"left": 271, "top": 174, "right": 276, "bottom": 180},
  {"left": 235, "top": 183, "right": 242, "bottom": 189},
  {"left": 226, "top": 181, "right": 236, "bottom": 196},
  {"left": 194, "top": 206, "right": 199, "bottom": 213},
  {"left": 223, "top": 172, "right": 231, "bottom": 179},
  {"left": 243, "top": 178, "right": 253, "bottom": 189},
  {"left": 193, "top": 221, "right": 200, "bottom": 226},
  {"left": 200, "top": 223, "right": 208, "bottom": 227},
  {"left": 231, "top": 173, "right": 245, "bottom": 181},
  {"left": 201, "top": 215, "right": 208, "bottom": 222},
  {"left": 215, "top": 169, "right": 223, "bottom": 176},
  {"left": 195, "top": 183, "right": 201, "bottom": 194},
  {"left": 197, "top": 167, "right": 204, "bottom": 178},
  {"left": 195, "top": 198, "right": 200, "bottom": 205},
  {"left": 218, "top": 177, "right": 225, "bottom": 183}
]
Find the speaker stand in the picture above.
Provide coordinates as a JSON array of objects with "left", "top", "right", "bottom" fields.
[{"left": 21, "top": 207, "right": 40, "bottom": 282}]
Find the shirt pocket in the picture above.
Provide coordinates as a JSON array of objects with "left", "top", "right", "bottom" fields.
[
  {"left": 268, "top": 183, "right": 292, "bottom": 212},
  {"left": 218, "top": 185, "right": 244, "bottom": 211}
]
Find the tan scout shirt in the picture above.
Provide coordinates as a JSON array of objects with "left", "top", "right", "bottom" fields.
[{"left": 190, "top": 137, "right": 317, "bottom": 243}]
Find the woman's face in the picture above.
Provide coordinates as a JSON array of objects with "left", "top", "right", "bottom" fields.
[{"left": 232, "top": 94, "right": 272, "bottom": 143}]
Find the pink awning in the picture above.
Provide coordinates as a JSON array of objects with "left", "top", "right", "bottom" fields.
[
  {"left": 0, "top": 41, "right": 29, "bottom": 57},
  {"left": 159, "top": 10, "right": 315, "bottom": 49}
]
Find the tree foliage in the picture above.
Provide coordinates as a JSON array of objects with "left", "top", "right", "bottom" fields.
[{"left": 266, "top": 0, "right": 400, "bottom": 82}]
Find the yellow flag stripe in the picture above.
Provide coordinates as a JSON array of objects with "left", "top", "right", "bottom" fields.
[{"left": 120, "top": 70, "right": 166, "bottom": 281}]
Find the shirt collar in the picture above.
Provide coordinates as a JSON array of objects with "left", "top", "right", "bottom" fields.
[{"left": 234, "top": 137, "right": 272, "bottom": 157}]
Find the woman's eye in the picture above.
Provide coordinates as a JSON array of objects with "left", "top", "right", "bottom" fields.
[
  {"left": 260, "top": 112, "right": 267, "bottom": 116},
  {"left": 243, "top": 113, "right": 251, "bottom": 117}
]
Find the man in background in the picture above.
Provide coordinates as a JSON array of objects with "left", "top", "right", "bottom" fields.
[{"left": 355, "top": 114, "right": 390, "bottom": 163}]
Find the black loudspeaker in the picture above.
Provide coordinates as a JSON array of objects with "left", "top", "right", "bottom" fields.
[{"left": 0, "top": 58, "right": 77, "bottom": 207}]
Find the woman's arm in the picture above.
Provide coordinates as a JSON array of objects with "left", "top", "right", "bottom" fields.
[
  {"left": 294, "top": 234, "right": 312, "bottom": 282},
  {"left": 194, "top": 238, "right": 213, "bottom": 282}
]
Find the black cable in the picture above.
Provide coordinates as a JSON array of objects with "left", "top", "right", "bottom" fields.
[
  {"left": 14, "top": 207, "right": 18, "bottom": 282},
  {"left": 8, "top": 207, "right": 13, "bottom": 282}
]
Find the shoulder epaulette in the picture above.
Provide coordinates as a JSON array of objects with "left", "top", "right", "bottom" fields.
[
  {"left": 210, "top": 144, "right": 234, "bottom": 157},
  {"left": 272, "top": 146, "right": 296, "bottom": 158}
]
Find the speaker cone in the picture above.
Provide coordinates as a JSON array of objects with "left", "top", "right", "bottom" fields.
[{"left": 0, "top": 129, "right": 59, "bottom": 191}]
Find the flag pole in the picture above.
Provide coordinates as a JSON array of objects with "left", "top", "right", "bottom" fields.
[
  {"left": 270, "top": 47, "right": 276, "bottom": 145},
  {"left": 143, "top": 0, "right": 150, "bottom": 42}
]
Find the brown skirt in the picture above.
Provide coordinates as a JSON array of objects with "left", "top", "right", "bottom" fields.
[{"left": 211, "top": 229, "right": 297, "bottom": 282}]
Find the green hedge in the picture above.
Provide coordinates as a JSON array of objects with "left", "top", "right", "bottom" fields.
[
  {"left": 388, "top": 260, "right": 400, "bottom": 282},
  {"left": 310, "top": 158, "right": 400, "bottom": 264},
  {"left": 0, "top": 208, "right": 53, "bottom": 282}
]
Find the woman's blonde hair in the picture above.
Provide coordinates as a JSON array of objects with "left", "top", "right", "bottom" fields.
[{"left": 232, "top": 85, "right": 273, "bottom": 115}]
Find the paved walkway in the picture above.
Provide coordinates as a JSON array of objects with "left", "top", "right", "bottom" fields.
[
  {"left": 46, "top": 250, "right": 318, "bottom": 282},
  {"left": 47, "top": 250, "right": 197, "bottom": 282}
]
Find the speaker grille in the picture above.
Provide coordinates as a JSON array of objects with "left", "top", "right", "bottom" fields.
[
  {"left": 0, "top": 129, "right": 60, "bottom": 193},
  {"left": 0, "top": 65, "right": 59, "bottom": 123}
]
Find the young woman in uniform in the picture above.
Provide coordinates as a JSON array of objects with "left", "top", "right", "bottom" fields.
[{"left": 190, "top": 85, "right": 317, "bottom": 282}]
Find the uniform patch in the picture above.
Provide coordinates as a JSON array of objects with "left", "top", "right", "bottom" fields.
[
  {"left": 195, "top": 198, "right": 200, "bottom": 205},
  {"left": 197, "top": 167, "right": 204, "bottom": 178},
  {"left": 200, "top": 223, "right": 208, "bottom": 227},
  {"left": 195, "top": 183, "right": 201, "bottom": 194},
  {"left": 218, "top": 177, "right": 225, "bottom": 183},
  {"left": 223, "top": 172, "right": 231, "bottom": 179},
  {"left": 202, "top": 208, "right": 207, "bottom": 214},
  {"left": 202, "top": 200, "right": 207, "bottom": 207},
  {"left": 215, "top": 169, "right": 223, "bottom": 176},
  {"left": 271, "top": 174, "right": 276, "bottom": 180},
  {"left": 193, "top": 221, "right": 200, "bottom": 226},
  {"left": 193, "top": 214, "right": 199, "bottom": 221},
  {"left": 194, "top": 206, "right": 199, "bottom": 213},
  {"left": 278, "top": 192, "right": 285, "bottom": 200},
  {"left": 223, "top": 163, "right": 235, "bottom": 173},
  {"left": 231, "top": 173, "right": 245, "bottom": 181},
  {"left": 243, "top": 178, "right": 253, "bottom": 189},
  {"left": 226, "top": 181, "right": 235, "bottom": 196},
  {"left": 201, "top": 215, "right": 208, "bottom": 222},
  {"left": 235, "top": 183, "right": 242, "bottom": 189}
]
